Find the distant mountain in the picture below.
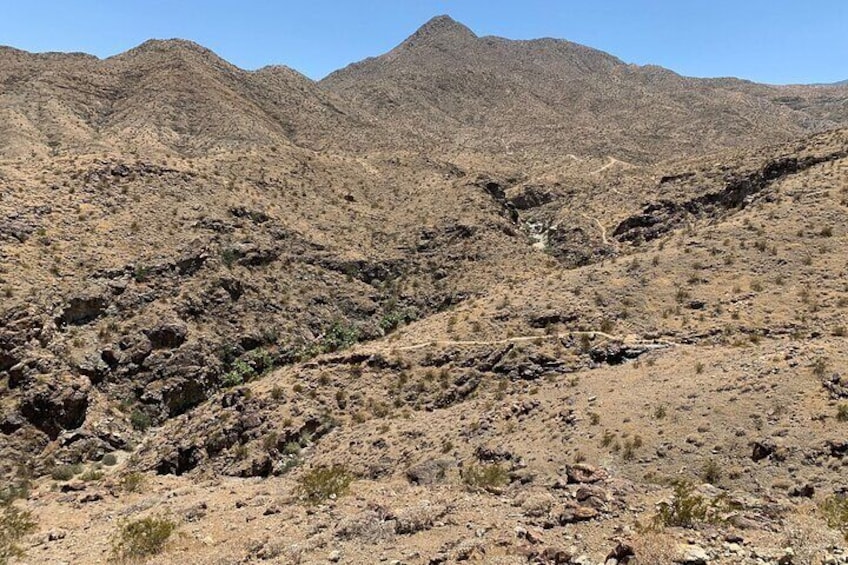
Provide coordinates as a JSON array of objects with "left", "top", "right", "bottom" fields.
[
  {"left": 0, "top": 40, "right": 379, "bottom": 158},
  {"left": 0, "top": 17, "right": 846, "bottom": 162},
  {"left": 321, "top": 15, "right": 847, "bottom": 163}
]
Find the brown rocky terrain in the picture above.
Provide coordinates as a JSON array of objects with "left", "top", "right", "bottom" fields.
[{"left": 2, "top": 15, "right": 848, "bottom": 565}]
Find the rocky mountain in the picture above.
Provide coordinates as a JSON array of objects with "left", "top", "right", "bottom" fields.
[
  {"left": 0, "top": 40, "right": 383, "bottom": 159},
  {"left": 321, "top": 16, "right": 848, "bottom": 164},
  {"left": 2, "top": 16, "right": 848, "bottom": 565}
]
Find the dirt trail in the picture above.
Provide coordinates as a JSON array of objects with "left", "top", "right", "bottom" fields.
[
  {"left": 394, "top": 330, "right": 676, "bottom": 352},
  {"left": 589, "top": 156, "right": 629, "bottom": 175},
  {"left": 580, "top": 213, "right": 613, "bottom": 245}
]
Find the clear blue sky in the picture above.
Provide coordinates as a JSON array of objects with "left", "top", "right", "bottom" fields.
[{"left": 1, "top": 1, "right": 845, "bottom": 84}]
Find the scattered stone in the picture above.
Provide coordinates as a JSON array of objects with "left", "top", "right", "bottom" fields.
[
  {"left": 558, "top": 504, "right": 599, "bottom": 524},
  {"left": 788, "top": 483, "right": 814, "bottom": 498},
  {"left": 406, "top": 458, "right": 455, "bottom": 485},
  {"left": 676, "top": 544, "right": 709, "bottom": 564},
  {"left": 565, "top": 463, "right": 606, "bottom": 484}
]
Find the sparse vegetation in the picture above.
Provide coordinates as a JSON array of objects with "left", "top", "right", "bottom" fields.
[
  {"left": 120, "top": 472, "right": 146, "bottom": 493},
  {"left": 50, "top": 463, "right": 82, "bottom": 481},
  {"left": 0, "top": 499, "right": 36, "bottom": 565},
  {"left": 652, "top": 481, "right": 726, "bottom": 529},
  {"left": 130, "top": 409, "right": 152, "bottom": 432},
  {"left": 820, "top": 495, "right": 848, "bottom": 541},
  {"left": 462, "top": 463, "right": 510, "bottom": 493},
  {"left": 296, "top": 464, "right": 353, "bottom": 505},
  {"left": 701, "top": 459, "right": 722, "bottom": 484},
  {"left": 111, "top": 515, "right": 177, "bottom": 560}
]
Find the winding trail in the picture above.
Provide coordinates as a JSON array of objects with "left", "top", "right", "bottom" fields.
[
  {"left": 580, "top": 213, "right": 613, "bottom": 246},
  {"left": 395, "top": 330, "right": 677, "bottom": 352},
  {"left": 589, "top": 156, "right": 626, "bottom": 175}
]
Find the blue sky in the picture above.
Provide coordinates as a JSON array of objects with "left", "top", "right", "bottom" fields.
[{"left": 1, "top": 1, "right": 845, "bottom": 84}]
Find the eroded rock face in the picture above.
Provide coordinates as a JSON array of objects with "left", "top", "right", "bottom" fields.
[
  {"left": 56, "top": 295, "right": 108, "bottom": 328},
  {"left": 19, "top": 377, "right": 90, "bottom": 439},
  {"left": 144, "top": 322, "right": 188, "bottom": 349},
  {"left": 509, "top": 185, "right": 556, "bottom": 210}
]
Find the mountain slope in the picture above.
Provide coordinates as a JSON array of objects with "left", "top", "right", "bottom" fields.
[
  {"left": 322, "top": 16, "right": 847, "bottom": 163},
  {"left": 0, "top": 40, "right": 381, "bottom": 158}
]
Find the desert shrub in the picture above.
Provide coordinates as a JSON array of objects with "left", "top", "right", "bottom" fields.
[
  {"left": 622, "top": 436, "right": 643, "bottom": 461},
  {"left": 820, "top": 495, "right": 848, "bottom": 541},
  {"left": 222, "top": 359, "right": 253, "bottom": 387},
  {"left": 462, "top": 463, "right": 510, "bottom": 493},
  {"left": 111, "top": 515, "right": 176, "bottom": 560},
  {"left": 837, "top": 404, "right": 848, "bottom": 423},
  {"left": 812, "top": 357, "right": 828, "bottom": 378},
  {"left": 652, "top": 481, "right": 727, "bottom": 529},
  {"left": 297, "top": 465, "right": 353, "bottom": 505},
  {"left": 80, "top": 469, "right": 103, "bottom": 482},
  {"left": 50, "top": 464, "right": 82, "bottom": 481},
  {"left": 222, "top": 349, "right": 275, "bottom": 387},
  {"left": 379, "top": 308, "right": 417, "bottom": 334},
  {"left": 130, "top": 409, "right": 152, "bottom": 431},
  {"left": 220, "top": 247, "right": 239, "bottom": 268},
  {"left": 0, "top": 500, "right": 36, "bottom": 564},
  {"left": 101, "top": 453, "right": 118, "bottom": 466},
  {"left": 120, "top": 472, "right": 146, "bottom": 493},
  {"left": 321, "top": 321, "right": 359, "bottom": 353},
  {"left": 133, "top": 265, "right": 149, "bottom": 283},
  {"left": 701, "top": 459, "right": 722, "bottom": 484}
]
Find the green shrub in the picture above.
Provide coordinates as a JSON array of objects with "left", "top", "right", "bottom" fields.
[
  {"left": 222, "top": 349, "right": 275, "bottom": 387},
  {"left": 130, "top": 409, "right": 152, "bottom": 432},
  {"left": 222, "top": 359, "right": 253, "bottom": 387},
  {"left": 0, "top": 501, "right": 36, "bottom": 564},
  {"left": 701, "top": 459, "right": 722, "bottom": 484},
  {"left": 101, "top": 453, "right": 118, "bottom": 466},
  {"left": 120, "top": 472, "right": 146, "bottom": 493},
  {"left": 837, "top": 404, "right": 848, "bottom": 423},
  {"left": 321, "top": 321, "right": 360, "bottom": 353},
  {"left": 652, "top": 481, "right": 727, "bottom": 529},
  {"left": 50, "top": 464, "right": 82, "bottom": 481},
  {"left": 80, "top": 469, "right": 103, "bottom": 482},
  {"left": 220, "top": 247, "right": 239, "bottom": 268},
  {"left": 133, "top": 265, "right": 149, "bottom": 283},
  {"left": 296, "top": 464, "right": 353, "bottom": 505},
  {"left": 462, "top": 463, "right": 510, "bottom": 493},
  {"left": 111, "top": 515, "right": 177, "bottom": 560},
  {"left": 379, "top": 308, "right": 416, "bottom": 334},
  {"left": 820, "top": 495, "right": 848, "bottom": 541}
]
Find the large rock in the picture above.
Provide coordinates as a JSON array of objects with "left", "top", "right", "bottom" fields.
[
  {"left": 675, "top": 544, "right": 709, "bottom": 564},
  {"left": 406, "top": 458, "right": 456, "bottom": 485},
  {"left": 56, "top": 295, "right": 108, "bottom": 327},
  {"left": 144, "top": 322, "right": 188, "bottom": 349},
  {"left": 19, "top": 377, "right": 90, "bottom": 439}
]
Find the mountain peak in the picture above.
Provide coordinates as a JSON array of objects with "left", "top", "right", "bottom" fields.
[
  {"left": 119, "top": 38, "right": 221, "bottom": 61},
  {"left": 403, "top": 15, "right": 477, "bottom": 46}
]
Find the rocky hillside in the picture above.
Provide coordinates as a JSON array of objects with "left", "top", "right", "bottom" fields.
[
  {"left": 0, "top": 41, "right": 385, "bottom": 159},
  {"left": 322, "top": 16, "right": 848, "bottom": 164},
  {"left": 2, "top": 17, "right": 848, "bottom": 565}
]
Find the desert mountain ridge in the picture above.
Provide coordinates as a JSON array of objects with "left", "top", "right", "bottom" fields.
[
  {"left": 2, "top": 13, "right": 848, "bottom": 565},
  {"left": 1, "top": 14, "right": 847, "bottom": 164}
]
